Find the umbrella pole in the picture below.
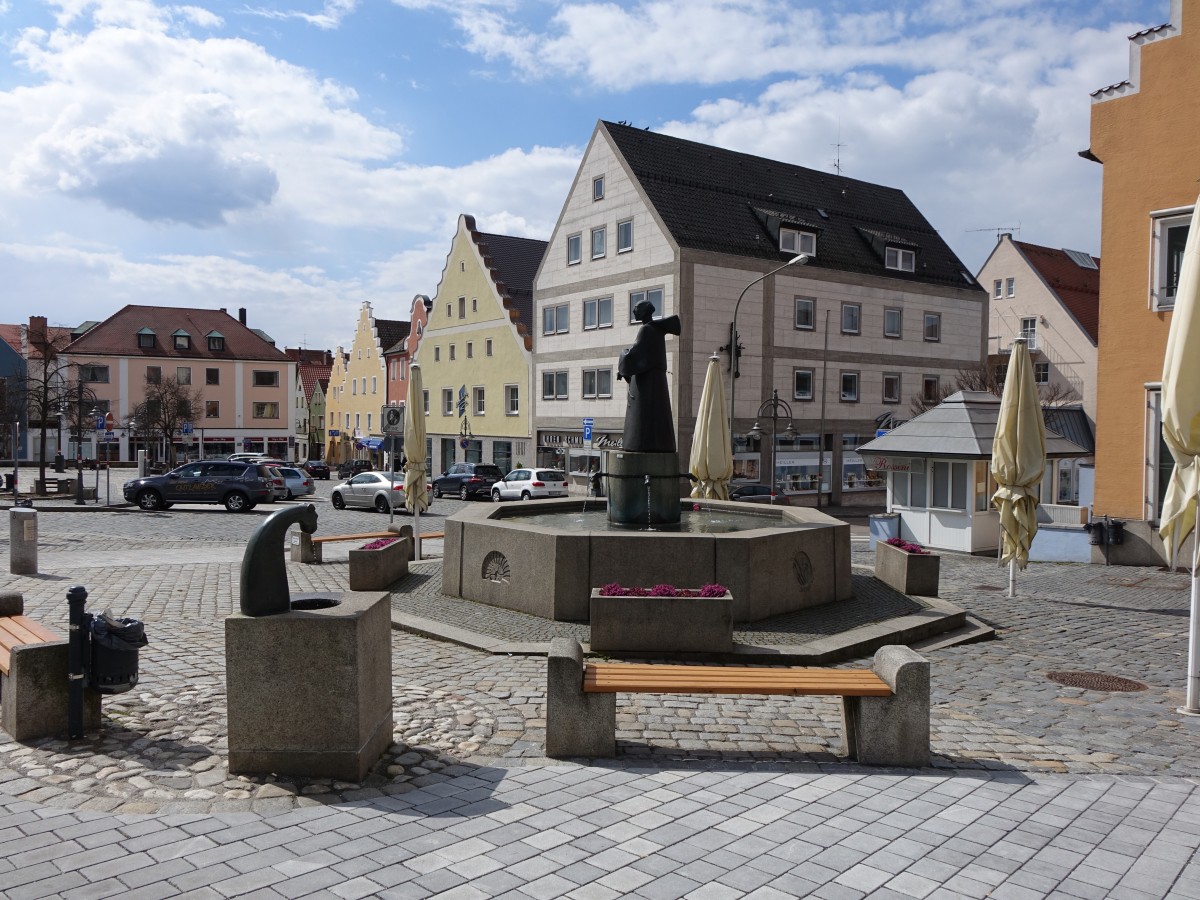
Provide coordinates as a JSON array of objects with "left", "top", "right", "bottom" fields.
[
  {"left": 1008, "top": 559, "right": 1016, "bottom": 599},
  {"left": 413, "top": 508, "right": 422, "bottom": 562},
  {"left": 1184, "top": 536, "right": 1200, "bottom": 715}
]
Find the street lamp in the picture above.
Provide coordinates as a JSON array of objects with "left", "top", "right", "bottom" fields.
[
  {"left": 56, "top": 403, "right": 67, "bottom": 472},
  {"left": 72, "top": 381, "right": 97, "bottom": 506},
  {"left": 728, "top": 254, "right": 809, "bottom": 458},
  {"left": 747, "top": 389, "right": 794, "bottom": 504}
]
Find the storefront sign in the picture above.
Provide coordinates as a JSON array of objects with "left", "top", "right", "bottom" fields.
[
  {"left": 539, "top": 432, "right": 623, "bottom": 449},
  {"left": 868, "top": 456, "right": 923, "bottom": 472}
]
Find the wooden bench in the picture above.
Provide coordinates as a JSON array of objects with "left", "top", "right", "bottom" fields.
[
  {"left": 547, "top": 639, "right": 930, "bottom": 766},
  {"left": 0, "top": 591, "right": 100, "bottom": 741},
  {"left": 292, "top": 530, "right": 445, "bottom": 563}
]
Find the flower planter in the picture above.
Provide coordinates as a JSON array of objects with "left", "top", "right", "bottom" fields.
[
  {"left": 589, "top": 590, "right": 733, "bottom": 653},
  {"left": 348, "top": 537, "right": 410, "bottom": 591},
  {"left": 874, "top": 539, "right": 939, "bottom": 596}
]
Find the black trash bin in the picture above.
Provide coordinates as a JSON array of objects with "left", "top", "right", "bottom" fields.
[
  {"left": 1107, "top": 519, "right": 1125, "bottom": 545},
  {"left": 88, "top": 615, "right": 148, "bottom": 694}
]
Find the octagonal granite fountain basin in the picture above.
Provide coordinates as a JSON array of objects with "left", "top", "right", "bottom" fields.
[{"left": 442, "top": 499, "right": 852, "bottom": 622}]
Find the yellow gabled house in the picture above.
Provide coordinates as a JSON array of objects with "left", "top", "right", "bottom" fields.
[{"left": 418, "top": 215, "right": 545, "bottom": 477}]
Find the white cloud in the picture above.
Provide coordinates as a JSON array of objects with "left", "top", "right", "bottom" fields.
[{"left": 244, "top": 0, "right": 358, "bottom": 30}]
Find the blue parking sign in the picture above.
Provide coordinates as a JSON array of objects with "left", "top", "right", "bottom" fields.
[{"left": 583, "top": 417, "right": 593, "bottom": 442}]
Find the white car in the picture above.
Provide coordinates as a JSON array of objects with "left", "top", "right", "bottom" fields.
[
  {"left": 276, "top": 466, "right": 315, "bottom": 500},
  {"left": 491, "top": 468, "right": 569, "bottom": 501},
  {"left": 330, "top": 472, "right": 433, "bottom": 513}
]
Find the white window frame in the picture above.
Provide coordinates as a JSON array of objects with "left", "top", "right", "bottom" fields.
[
  {"left": 922, "top": 375, "right": 940, "bottom": 402},
  {"left": 473, "top": 386, "right": 485, "bottom": 416},
  {"left": 617, "top": 219, "right": 633, "bottom": 253},
  {"left": 884, "top": 307, "right": 902, "bottom": 338},
  {"left": 794, "top": 368, "right": 814, "bottom": 401},
  {"left": 841, "top": 302, "right": 861, "bottom": 335},
  {"left": 1006, "top": 277, "right": 1016, "bottom": 298},
  {"left": 780, "top": 228, "right": 816, "bottom": 256},
  {"left": 486, "top": 339, "right": 493, "bottom": 357},
  {"left": 566, "top": 233, "right": 582, "bottom": 266},
  {"left": 1152, "top": 207, "right": 1192, "bottom": 310},
  {"left": 1034, "top": 362, "right": 1049, "bottom": 385},
  {"left": 591, "top": 226, "right": 606, "bottom": 259},
  {"left": 583, "top": 296, "right": 613, "bottom": 330},
  {"left": 629, "top": 288, "right": 664, "bottom": 322},
  {"left": 924, "top": 313, "right": 941, "bottom": 342},
  {"left": 885, "top": 246, "right": 916, "bottom": 272},
  {"left": 543, "top": 303, "right": 569, "bottom": 335},
  {"left": 840, "top": 371, "right": 859, "bottom": 402},
  {"left": 505, "top": 384, "right": 519, "bottom": 416},
  {"left": 253, "top": 402, "right": 279, "bottom": 419},
  {"left": 542, "top": 370, "right": 568, "bottom": 401},
  {"left": 592, "top": 175, "right": 605, "bottom": 201},
  {"left": 993, "top": 279, "right": 1003, "bottom": 299},
  {"left": 883, "top": 373, "right": 901, "bottom": 404},
  {"left": 582, "top": 367, "right": 613, "bottom": 400},
  {"left": 795, "top": 297, "right": 815, "bottom": 330},
  {"left": 422, "top": 389, "right": 429, "bottom": 415},
  {"left": 442, "top": 389, "right": 453, "bottom": 416}
]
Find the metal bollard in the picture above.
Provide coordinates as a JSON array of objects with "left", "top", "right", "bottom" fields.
[{"left": 67, "top": 585, "right": 89, "bottom": 740}]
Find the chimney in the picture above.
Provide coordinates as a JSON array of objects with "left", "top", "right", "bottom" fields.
[
  {"left": 27, "top": 315, "right": 48, "bottom": 350},
  {"left": 239, "top": 307, "right": 247, "bottom": 325}
]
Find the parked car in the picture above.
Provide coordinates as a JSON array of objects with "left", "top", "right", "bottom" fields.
[
  {"left": 728, "top": 483, "right": 794, "bottom": 505},
  {"left": 330, "top": 472, "right": 433, "bottom": 514},
  {"left": 122, "top": 460, "right": 272, "bottom": 512},
  {"left": 277, "top": 467, "right": 315, "bottom": 500},
  {"left": 336, "top": 459, "right": 374, "bottom": 479},
  {"left": 302, "top": 460, "right": 330, "bottom": 480},
  {"left": 491, "top": 468, "right": 570, "bottom": 501},
  {"left": 432, "top": 463, "right": 504, "bottom": 500},
  {"left": 262, "top": 466, "right": 287, "bottom": 502}
]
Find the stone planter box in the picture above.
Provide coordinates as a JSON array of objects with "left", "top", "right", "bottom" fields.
[
  {"left": 589, "top": 590, "right": 733, "bottom": 653},
  {"left": 348, "top": 537, "right": 409, "bottom": 591},
  {"left": 874, "top": 540, "right": 939, "bottom": 596}
]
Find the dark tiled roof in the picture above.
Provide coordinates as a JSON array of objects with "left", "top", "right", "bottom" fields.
[
  {"left": 62, "top": 306, "right": 289, "bottom": 361},
  {"left": 464, "top": 216, "right": 547, "bottom": 349},
  {"left": 602, "top": 121, "right": 981, "bottom": 291},
  {"left": 375, "top": 319, "right": 410, "bottom": 354},
  {"left": 1043, "top": 406, "right": 1095, "bottom": 453},
  {"left": 1013, "top": 241, "right": 1099, "bottom": 344}
]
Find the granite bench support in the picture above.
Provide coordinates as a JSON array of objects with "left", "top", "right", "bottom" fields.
[
  {"left": 0, "top": 591, "right": 101, "bottom": 741},
  {"left": 545, "top": 639, "right": 929, "bottom": 766}
]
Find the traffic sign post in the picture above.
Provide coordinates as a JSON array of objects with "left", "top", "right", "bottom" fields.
[{"left": 583, "top": 417, "right": 594, "bottom": 443}]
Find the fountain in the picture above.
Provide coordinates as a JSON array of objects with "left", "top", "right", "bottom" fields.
[{"left": 443, "top": 307, "right": 852, "bottom": 622}]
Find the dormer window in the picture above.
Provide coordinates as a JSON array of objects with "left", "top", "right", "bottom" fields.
[
  {"left": 207, "top": 331, "right": 225, "bottom": 352},
  {"left": 885, "top": 247, "right": 916, "bottom": 272},
  {"left": 136, "top": 328, "right": 155, "bottom": 349},
  {"left": 172, "top": 329, "right": 191, "bottom": 350},
  {"left": 780, "top": 228, "right": 816, "bottom": 256}
]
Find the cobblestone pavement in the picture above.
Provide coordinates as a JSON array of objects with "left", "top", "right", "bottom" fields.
[{"left": 0, "top": 502, "right": 1199, "bottom": 898}]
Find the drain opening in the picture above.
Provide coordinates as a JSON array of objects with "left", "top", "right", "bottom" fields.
[{"left": 1046, "top": 671, "right": 1148, "bottom": 692}]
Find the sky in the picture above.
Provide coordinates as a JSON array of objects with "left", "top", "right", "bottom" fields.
[{"left": 0, "top": 0, "right": 1171, "bottom": 353}]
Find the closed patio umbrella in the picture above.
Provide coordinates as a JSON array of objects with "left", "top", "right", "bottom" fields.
[
  {"left": 1158, "top": 197, "right": 1200, "bottom": 714},
  {"left": 689, "top": 354, "right": 733, "bottom": 500},
  {"left": 990, "top": 338, "right": 1046, "bottom": 598},
  {"left": 403, "top": 364, "right": 428, "bottom": 560}
]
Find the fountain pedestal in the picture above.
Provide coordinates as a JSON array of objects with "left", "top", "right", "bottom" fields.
[{"left": 607, "top": 451, "right": 681, "bottom": 528}]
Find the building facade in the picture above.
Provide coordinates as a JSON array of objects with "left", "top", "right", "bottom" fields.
[
  {"left": 61, "top": 306, "right": 294, "bottom": 463},
  {"left": 287, "top": 348, "right": 333, "bottom": 462},
  {"left": 1086, "top": 0, "right": 1195, "bottom": 526},
  {"left": 384, "top": 295, "right": 433, "bottom": 409},
  {"left": 418, "top": 215, "right": 542, "bottom": 477},
  {"left": 533, "top": 121, "right": 987, "bottom": 500}
]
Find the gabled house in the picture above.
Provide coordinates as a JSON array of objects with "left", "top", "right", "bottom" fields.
[
  {"left": 533, "top": 121, "right": 986, "bottom": 501},
  {"left": 1084, "top": 0, "right": 1197, "bottom": 560},
  {"left": 384, "top": 295, "right": 433, "bottom": 408},
  {"left": 62, "top": 306, "right": 293, "bottom": 463},
  {"left": 976, "top": 235, "right": 1098, "bottom": 505},
  {"left": 325, "top": 302, "right": 409, "bottom": 468},
  {"left": 418, "top": 214, "right": 544, "bottom": 476},
  {"left": 286, "top": 348, "right": 334, "bottom": 462}
]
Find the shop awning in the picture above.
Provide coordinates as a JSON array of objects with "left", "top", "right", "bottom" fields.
[{"left": 357, "top": 436, "right": 385, "bottom": 450}]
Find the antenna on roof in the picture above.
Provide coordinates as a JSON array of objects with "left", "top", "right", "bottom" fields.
[
  {"left": 831, "top": 120, "right": 847, "bottom": 176},
  {"left": 967, "top": 224, "right": 1022, "bottom": 241}
]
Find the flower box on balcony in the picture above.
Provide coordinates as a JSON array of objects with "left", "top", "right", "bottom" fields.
[
  {"left": 348, "top": 536, "right": 410, "bottom": 591},
  {"left": 874, "top": 538, "right": 939, "bottom": 597},
  {"left": 589, "top": 584, "right": 733, "bottom": 653}
]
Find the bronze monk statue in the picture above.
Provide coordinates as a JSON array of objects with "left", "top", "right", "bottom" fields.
[{"left": 617, "top": 300, "right": 682, "bottom": 453}]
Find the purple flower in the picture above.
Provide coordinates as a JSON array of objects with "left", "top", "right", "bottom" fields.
[
  {"left": 360, "top": 537, "right": 398, "bottom": 550},
  {"left": 884, "top": 537, "right": 929, "bottom": 554}
]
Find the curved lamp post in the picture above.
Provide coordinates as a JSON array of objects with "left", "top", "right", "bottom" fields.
[
  {"left": 747, "top": 389, "right": 794, "bottom": 504},
  {"left": 729, "top": 254, "right": 808, "bottom": 458}
]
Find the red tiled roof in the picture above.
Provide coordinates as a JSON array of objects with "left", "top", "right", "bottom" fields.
[
  {"left": 299, "top": 363, "right": 333, "bottom": 401},
  {"left": 64, "top": 305, "right": 290, "bottom": 361},
  {"left": 1013, "top": 241, "right": 1100, "bottom": 344},
  {"left": 0, "top": 322, "right": 74, "bottom": 358}
]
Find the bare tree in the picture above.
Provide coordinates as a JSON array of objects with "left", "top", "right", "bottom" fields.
[
  {"left": 9, "top": 327, "right": 74, "bottom": 485},
  {"left": 908, "top": 359, "right": 1081, "bottom": 416},
  {"left": 133, "top": 374, "right": 203, "bottom": 467}
]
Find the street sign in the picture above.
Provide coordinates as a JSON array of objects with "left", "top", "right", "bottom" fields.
[
  {"left": 104, "top": 431, "right": 115, "bottom": 442},
  {"left": 182, "top": 422, "right": 193, "bottom": 435},
  {"left": 94, "top": 416, "right": 105, "bottom": 431},
  {"left": 457, "top": 385, "right": 467, "bottom": 418},
  {"left": 583, "top": 417, "right": 594, "bottom": 442},
  {"left": 382, "top": 406, "right": 404, "bottom": 434}
]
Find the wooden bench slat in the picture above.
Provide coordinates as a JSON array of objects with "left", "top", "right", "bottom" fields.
[
  {"left": 311, "top": 530, "right": 443, "bottom": 545},
  {"left": 584, "top": 663, "right": 892, "bottom": 697},
  {"left": 0, "top": 616, "right": 61, "bottom": 677},
  {"left": 11, "top": 616, "right": 60, "bottom": 644}
]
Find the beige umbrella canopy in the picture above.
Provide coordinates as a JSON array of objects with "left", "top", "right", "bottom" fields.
[
  {"left": 1158, "top": 197, "right": 1200, "bottom": 714},
  {"left": 403, "top": 363, "right": 428, "bottom": 518},
  {"left": 689, "top": 354, "right": 733, "bottom": 500},
  {"left": 990, "top": 338, "right": 1046, "bottom": 593}
]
